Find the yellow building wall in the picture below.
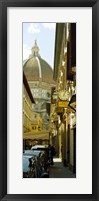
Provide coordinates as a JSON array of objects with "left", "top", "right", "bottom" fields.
[
  {"left": 23, "top": 84, "right": 33, "bottom": 134},
  {"left": 31, "top": 113, "right": 43, "bottom": 132},
  {"left": 70, "top": 129, "right": 74, "bottom": 167}
]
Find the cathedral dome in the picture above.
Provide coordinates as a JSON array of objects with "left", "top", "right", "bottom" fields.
[{"left": 23, "top": 40, "right": 54, "bottom": 84}]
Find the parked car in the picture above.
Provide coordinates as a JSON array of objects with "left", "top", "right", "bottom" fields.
[
  {"left": 31, "top": 145, "right": 49, "bottom": 164},
  {"left": 31, "top": 145, "right": 50, "bottom": 173},
  {"left": 23, "top": 155, "right": 36, "bottom": 178},
  {"left": 24, "top": 149, "right": 49, "bottom": 178}
]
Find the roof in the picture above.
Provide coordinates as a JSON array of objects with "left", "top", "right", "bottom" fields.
[
  {"left": 23, "top": 72, "right": 35, "bottom": 103},
  {"left": 23, "top": 40, "right": 55, "bottom": 84},
  {"left": 23, "top": 56, "right": 55, "bottom": 84}
]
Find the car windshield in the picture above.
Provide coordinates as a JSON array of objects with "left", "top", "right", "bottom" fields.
[
  {"left": 23, "top": 156, "right": 32, "bottom": 172},
  {"left": 24, "top": 150, "right": 41, "bottom": 156}
]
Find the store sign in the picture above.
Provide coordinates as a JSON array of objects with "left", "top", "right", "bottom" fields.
[
  {"left": 56, "top": 107, "right": 64, "bottom": 113},
  {"left": 57, "top": 101, "right": 69, "bottom": 108}
]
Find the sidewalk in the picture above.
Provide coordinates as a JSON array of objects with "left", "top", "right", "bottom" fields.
[{"left": 49, "top": 158, "right": 76, "bottom": 178}]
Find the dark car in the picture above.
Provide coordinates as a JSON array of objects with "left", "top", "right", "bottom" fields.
[
  {"left": 23, "top": 155, "right": 36, "bottom": 178},
  {"left": 31, "top": 145, "right": 50, "bottom": 173},
  {"left": 24, "top": 150, "right": 42, "bottom": 177},
  {"left": 31, "top": 145, "right": 49, "bottom": 163},
  {"left": 24, "top": 149, "right": 49, "bottom": 178}
]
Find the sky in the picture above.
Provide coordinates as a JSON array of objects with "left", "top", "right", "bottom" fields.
[{"left": 23, "top": 23, "right": 56, "bottom": 68}]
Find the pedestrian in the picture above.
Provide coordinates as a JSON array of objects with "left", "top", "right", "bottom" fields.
[
  {"left": 50, "top": 145, "right": 56, "bottom": 165},
  {"left": 61, "top": 144, "right": 63, "bottom": 154},
  {"left": 61, "top": 144, "right": 63, "bottom": 158},
  {"left": 48, "top": 144, "right": 51, "bottom": 163}
]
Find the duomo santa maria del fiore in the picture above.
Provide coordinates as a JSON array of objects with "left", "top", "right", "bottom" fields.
[{"left": 23, "top": 40, "right": 56, "bottom": 130}]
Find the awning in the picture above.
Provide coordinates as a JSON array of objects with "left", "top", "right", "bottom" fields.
[{"left": 24, "top": 131, "right": 49, "bottom": 140}]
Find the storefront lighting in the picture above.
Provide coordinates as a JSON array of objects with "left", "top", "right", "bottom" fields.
[
  {"left": 58, "top": 116, "right": 61, "bottom": 124},
  {"left": 72, "top": 86, "right": 75, "bottom": 94},
  {"left": 70, "top": 112, "right": 76, "bottom": 128},
  {"left": 69, "top": 87, "right": 71, "bottom": 92},
  {"left": 69, "top": 97, "right": 71, "bottom": 101},
  {"left": 70, "top": 118, "right": 73, "bottom": 128},
  {"left": 75, "top": 86, "right": 76, "bottom": 93},
  {"left": 62, "top": 61, "right": 65, "bottom": 66},
  {"left": 64, "top": 47, "right": 67, "bottom": 54},
  {"left": 70, "top": 112, "right": 74, "bottom": 117},
  {"left": 62, "top": 108, "right": 67, "bottom": 121},
  {"left": 60, "top": 71, "right": 63, "bottom": 76},
  {"left": 59, "top": 119, "right": 61, "bottom": 124}
]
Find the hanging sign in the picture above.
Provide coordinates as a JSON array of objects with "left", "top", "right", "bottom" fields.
[{"left": 57, "top": 101, "right": 69, "bottom": 108}]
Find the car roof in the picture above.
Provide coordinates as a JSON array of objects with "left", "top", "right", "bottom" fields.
[{"left": 31, "top": 145, "right": 48, "bottom": 150}]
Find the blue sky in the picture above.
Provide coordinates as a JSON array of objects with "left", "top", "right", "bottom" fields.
[{"left": 23, "top": 23, "right": 56, "bottom": 68}]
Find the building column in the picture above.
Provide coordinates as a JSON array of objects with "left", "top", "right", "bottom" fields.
[
  {"left": 59, "top": 127, "right": 62, "bottom": 158},
  {"left": 70, "top": 128, "right": 74, "bottom": 172},
  {"left": 56, "top": 125, "right": 59, "bottom": 157},
  {"left": 61, "top": 120, "right": 66, "bottom": 166}
]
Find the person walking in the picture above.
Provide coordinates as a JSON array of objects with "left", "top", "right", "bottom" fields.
[
  {"left": 48, "top": 144, "right": 51, "bottom": 164},
  {"left": 50, "top": 145, "right": 56, "bottom": 165}
]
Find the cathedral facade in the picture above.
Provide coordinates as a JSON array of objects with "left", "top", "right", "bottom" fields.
[{"left": 23, "top": 40, "right": 56, "bottom": 130}]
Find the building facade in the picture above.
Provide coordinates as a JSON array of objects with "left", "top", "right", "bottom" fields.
[
  {"left": 23, "top": 40, "right": 56, "bottom": 144},
  {"left": 51, "top": 23, "right": 76, "bottom": 173},
  {"left": 23, "top": 72, "right": 35, "bottom": 149},
  {"left": 31, "top": 112, "right": 42, "bottom": 132}
]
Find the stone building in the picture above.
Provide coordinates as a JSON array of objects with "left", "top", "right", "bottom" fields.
[
  {"left": 31, "top": 112, "right": 42, "bottom": 132},
  {"left": 52, "top": 23, "right": 76, "bottom": 173},
  {"left": 23, "top": 72, "right": 35, "bottom": 149},
  {"left": 23, "top": 40, "right": 56, "bottom": 131}
]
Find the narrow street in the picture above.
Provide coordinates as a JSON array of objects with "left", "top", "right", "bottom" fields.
[
  {"left": 49, "top": 158, "right": 76, "bottom": 178},
  {"left": 23, "top": 23, "right": 76, "bottom": 179}
]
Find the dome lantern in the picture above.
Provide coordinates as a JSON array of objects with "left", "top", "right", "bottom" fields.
[{"left": 31, "top": 39, "right": 40, "bottom": 57}]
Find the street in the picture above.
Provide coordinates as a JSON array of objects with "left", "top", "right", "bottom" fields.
[{"left": 49, "top": 158, "right": 76, "bottom": 178}]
